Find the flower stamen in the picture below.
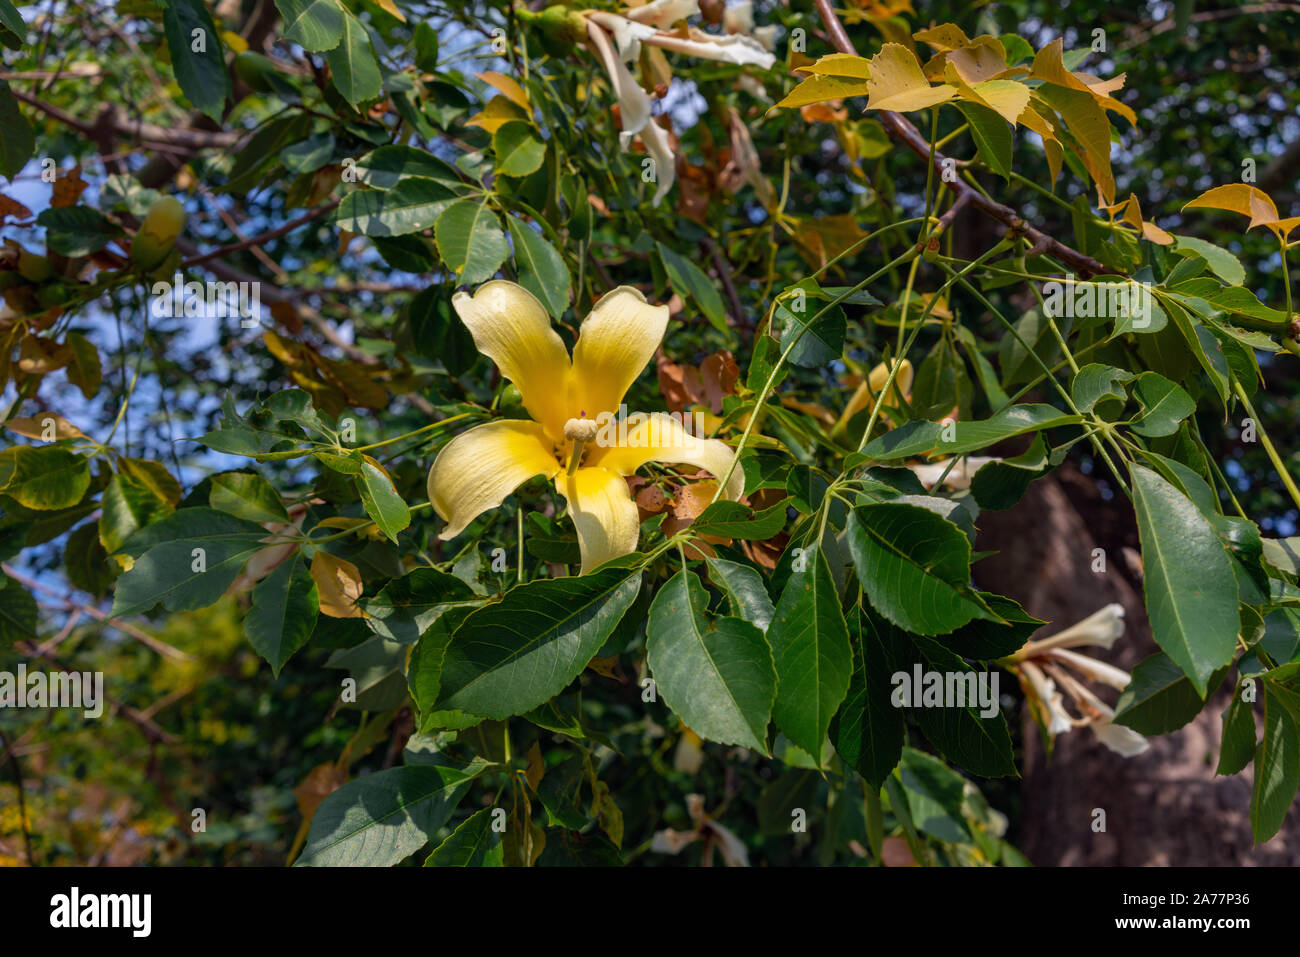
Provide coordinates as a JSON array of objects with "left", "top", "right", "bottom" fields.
[{"left": 564, "top": 416, "right": 599, "bottom": 475}]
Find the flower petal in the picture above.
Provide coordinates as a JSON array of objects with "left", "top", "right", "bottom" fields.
[
  {"left": 451, "top": 281, "right": 573, "bottom": 439},
  {"left": 587, "top": 21, "right": 651, "bottom": 138},
  {"left": 624, "top": 0, "right": 700, "bottom": 29},
  {"left": 588, "top": 411, "right": 745, "bottom": 501},
  {"left": 428, "top": 419, "right": 560, "bottom": 539},
  {"left": 558, "top": 466, "right": 641, "bottom": 574},
  {"left": 638, "top": 117, "right": 677, "bottom": 206},
  {"left": 571, "top": 287, "right": 669, "bottom": 418}
]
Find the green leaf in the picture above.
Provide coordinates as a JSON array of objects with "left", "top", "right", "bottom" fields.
[
  {"left": 325, "top": 13, "right": 382, "bottom": 107},
  {"left": 99, "top": 473, "right": 173, "bottom": 554},
  {"left": 646, "top": 568, "right": 776, "bottom": 752},
  {"left": 64, "top": 522, "right": 115, "bottom": 598},
  {"left": 434, "top": 566, "right": 643, "bottom": 718},
  {"left": 656, "top": 241, "right": 727, "bottom": 334},
  {"left": 373, "top": 234, "right": 434, "bottom": 272},
  {"left": 280, "top": 133, "right": 336, "bottom": 174},
  {"left": 689, "top": 499, "right": 788, "bottom": 540},
  {"left": 757, "top": 770, "right": 820, "bottom": 834},
  {"left": 704, "top": 557, "right": 775, "bottom": 631},
  {"left": 0, "top": 0, "right": 25, "bottom": 49},
  {"left": 208, "top": 471, "right": 288, "bottom": 524},
  {"left": 492, "top": 121, "right": 546, "bottom": 177},
  {"left": 1171, "top": 234, "right": 1245, "bottom": 285},
  {"left": 847, "top": 503, "right": 995, "bottom": 635},
  {"left": 886, "top": 627, "right": 1017, "bottom": 777},
  {"left": 407, "top": 286, "right": 477, "bottom": 374},
  {"left": 863, "top": 404, "right": 1081, "bottom": 459},
  {"left": 109, "top": 508, "right": 269, "bottom": 617},
  {"left": 932, "top": 593, "right": 1043, "bottom": 659},
  {"left": 0, "top": 80, "right": 33, "bottom": 179},
  {"left": 1070, "top": 363, "right": 1134, "bottom": 414},
  {"left": 435, "top": 200, "right": 510, "bottom": 285},
  {"left": 969, "top": 434, "right": 1051, "bottom": 511},
  {"left": 297, "top": 764, "right": 482, "bottom": 866},
  {"left": 507, "top": 217, "right": 570, "bottom": 318},
  {"left": 1113, "top": 652, "right": 1226, "bottom": 735},
  {"left": 424, "top": 807, "right": 502, "bottom": 866},
  {"left": 413, "top": 21, "right": 439, "bottom": 71},
  {"left": 1129, "top": 371, "right": 1194, "bottom": 438},
  {"left": 162, "top": 0, "right": 231, "bottom": 121},
  {"left": 830, "top": 607, "right": 904, "bottom": 788},
  {"left": 245, "top": 550, "right": 319, "bottom": 675},
  {"left": 898, "top": 746, "right": 971, "bottom": 842},
  {"left": 0, "top": 447, "right": 90, "bottom": 510},
  {"left": 777, "top": 300, "right": 845, "bottom": 369},
  {"left": 524, "top": 512, "right": 581, "bottom": 564},
  {"left": 273, "top": 0, "right": 345, "bottom": 51},
  {"left": 356, "top": 459, "right": 410, "bottom": 542},
  {"left": 766, "top": 549, "right": 852, "bottom": 761},
  {"left": 365, "top": 568, "right": 478, "bottom": 643},
  {"left": 333, "top": 178, "right": 456, "bottom": 236},
  {"left": 35, "top": 206, "right": 122, "bottom": 257},
  {"left": 354, "top": 145, "right": 463, "bottom": 190},
  {"left": 1130, "top": 464, "right": 1238, "bottom": 695},
  {"left": 1250, "top": 689, "right": 1300, "bottom": 844},
  {"left": 0, "top": 574, "right": 37, "bottom": 645},
  {"left": 66, "top": 332, "right": 102, "bottom": 398},
  {"left": 1217, "top": 684, "right": 1257, "bottom": 776},
  {"left": 954, "top": 101, "right": 1012, "bottom": 181}
]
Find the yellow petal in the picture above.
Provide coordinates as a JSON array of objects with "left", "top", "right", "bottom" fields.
[
  {"left": 451, "top": 281, "right": 573, "bottom": 439},
  {"left": 427, "top": 419, "right": 560, "bottom": 540},
  {"left": 588, "top": 412, "right": 745, "bottom": 501},
  {"left": 571, "top": 286, "right": 669, "bottom": 419},
  {"left": 558, "top": 466, "right": 641, "bottom": 574}
]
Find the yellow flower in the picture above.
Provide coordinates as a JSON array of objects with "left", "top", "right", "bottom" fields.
[{"left": 427, "top": 280, "right": 744, "bottom": 574}]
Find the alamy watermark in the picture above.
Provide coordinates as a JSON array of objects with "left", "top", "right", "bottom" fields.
[
  {"left": 150, "top": 272, "right": 262, "bottom": 329},
  {"left": 1041, "top": 275, "right": 1153, "bottom": 328},
  {"left": 891, "top": 665, "right": 1000, "bottom": 718},
  {"left": 0, "top": 665, "right": 104, "bottom": 718}
]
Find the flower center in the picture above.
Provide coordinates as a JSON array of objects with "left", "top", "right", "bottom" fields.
[{"left": 563, "top": 416, "right": 599, "bottom": 475}]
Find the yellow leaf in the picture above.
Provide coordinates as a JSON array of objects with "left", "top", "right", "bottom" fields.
[
  {"left": 1018, "top": 102, "right": 1064, "bottom": 186},
  {"left": 1183, "top": 184, "right": 1299, "bottom": 242},
  {"left": 865, "top": 43, "right": 956, "bottom": 113},
  {"left": 912, "top": 24, "right": 972, "bottom": 53},
  {"left": 311, "top": 552, "right": 366, "bottom": 619},
  {"left": 1183, "top": 184, "right": 1279, "bottom": 228},
  {"left": 1142, "top": 221, "right": 1174, "bottom": 245},
  {"left": 1031, "top": 38, "right": 1135, "bottom": 127},
  {"left": 476, "top": 71, "right": 529, "bottom": 110},
  {"left": 944, "top": 38, "right": 1009, "bottom": 84},
  {"left": 4, "top": 413, "right": 84, "bottom": 441},
  {"left": 774, "top": 74, "right": 872, "bottom": 110},
  {"left": 374, "top": 0, "right": 405, "bottom": 20},
  {"left": 1033, "top": 84, "right": 1116, "bottom": 206},
  {"left": 464, "top": 95, "right": 529, "bottom": 133},
  {"left": 799, "top": 52, "right": 872, "bottom": 78},
  {"left": 944, "top": 62, "right": 1029, "bottom": 126},
  {"left": 221, "top": 30, "right": 248, "bottom": 54}
]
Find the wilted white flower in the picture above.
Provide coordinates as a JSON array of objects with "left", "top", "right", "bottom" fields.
[
  {"left": 723, "top": 0, "right": 754, "bottom": 36},
  {"left": 908, "top": 456, "right": 998, "bottom": 491},
  {"left": 1020, "top": 660, "right": 1074, "bottom": 735}
]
